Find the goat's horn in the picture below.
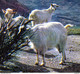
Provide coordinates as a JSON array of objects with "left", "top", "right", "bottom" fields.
[
  {"left": 11, "top": 12, "right": 17, "bottom": 14},
  {"left": 24, "top": 20, "right": 34, "bottom": 25},
  {"left": 56, "top": 5, "right": 59, "bottom": 7},
  {"left": 12, "top": 9, "right": 17, "bottom": 11}
]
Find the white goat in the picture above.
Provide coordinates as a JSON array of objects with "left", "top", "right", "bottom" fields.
[
  {"left": 6, "top": 15, "right": 27, "bottom": 34},
  {"left": 12, "top": 15, "right": 27, "bottom": 34},
  {"left": 29, "top": 4, "right": 59, "bottom": 26},
  {"left": 24, "top": 21, "right": 67, "bottom": 66},
  {"left": 2, "top": 8, "right": 16, "bottom": 22}
]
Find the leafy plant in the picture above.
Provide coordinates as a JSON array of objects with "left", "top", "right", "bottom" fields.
[{"left": 67, "top": 26, "right": 80, "bottom": 35}]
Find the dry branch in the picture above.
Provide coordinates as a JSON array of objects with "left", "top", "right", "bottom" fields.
[{"left": 0, "top": 14, "right": 30, "bottom": 63}]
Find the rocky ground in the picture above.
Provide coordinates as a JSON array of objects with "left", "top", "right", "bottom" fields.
[
  {"left": 0, "top": 0, "right": 80, "bottom": 73},
  {"left": 0, "top": 35, "right": 80, "bottom": 73}
]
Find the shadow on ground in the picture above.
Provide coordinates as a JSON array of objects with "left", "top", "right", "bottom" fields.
[
  {"left": 47, "top": 62, "right": 80, "bottom": 72},
  {"left": 1, "top": 61, "right": 80, "bottom": 72},
  {"left": 24, "top": 49, "right": 56, "bottom": 58},
  {"left": 10, "top": 61, "right": 50, "bottom": 72},
  {"left": 0, "top": 61, "right": 50, "bottom": 72}
]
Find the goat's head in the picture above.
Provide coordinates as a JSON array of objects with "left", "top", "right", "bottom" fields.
[
  {"left": 51, "top": 3, "right": 59, "bottom": 10},
  {"left": 2, "top": 8, "right": 17, "bottom": 22}
]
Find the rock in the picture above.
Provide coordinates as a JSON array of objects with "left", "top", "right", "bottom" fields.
[
  {"left": 0, "top": 0, "right": 30, "bottom": 17},
  {"left": 18, "top": 0, "right": 80, "bottom": 26}
]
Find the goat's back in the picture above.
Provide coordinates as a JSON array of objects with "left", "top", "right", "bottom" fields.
[{"left": 31, "top": 22, "right": 67, "bottom": 50}]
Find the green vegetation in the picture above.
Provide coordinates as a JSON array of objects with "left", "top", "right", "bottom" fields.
[{"left": 67, "top": 26, "right": 80, "bottom": 35}]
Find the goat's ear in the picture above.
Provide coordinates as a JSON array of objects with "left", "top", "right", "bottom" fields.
[{"left": 2, "top": 9, "right": 6, "bottom": 13}]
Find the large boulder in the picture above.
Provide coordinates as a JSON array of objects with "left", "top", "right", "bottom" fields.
[{"left": 0, "top": 0, "right": 30, "bottom": 17}]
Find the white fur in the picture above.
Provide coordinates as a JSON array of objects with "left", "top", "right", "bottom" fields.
[
  {"left": 29, "top": 4, "right": 59, "bottom": 26},
  {"left": 13, "top": 15, "right": 27, "bottom": 33},
  {"left": 2, "top": 8, "right": 16, "bottom": 22},
  {"left": 6, "top": 15, "right": 26, "bottom": 33},
  {"left": 27, "top": 22, "right": 67, "bottom": 66}
]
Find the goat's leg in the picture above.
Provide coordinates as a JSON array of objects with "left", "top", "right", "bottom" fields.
[
  {"left": 40, "top": 54, "right": 45, "bottom": 66},
  {"left": 63, "top": 50, "right": 66, "bottom": 60},
  {"left": 35, "top": 50, "right": 39, "bottom": 65},
  {"left": 59, "top": 49, "right": 66, "bottom": 65},
  {"left": 32, "top": 21, "right": 35, "bottom": 27}
]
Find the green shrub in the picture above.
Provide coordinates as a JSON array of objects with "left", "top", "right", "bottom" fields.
[{"left": 67, "top": 26, "right": 80, "bottom": 35}]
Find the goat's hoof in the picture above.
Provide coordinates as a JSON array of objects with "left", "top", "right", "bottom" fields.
[
  {"left": 40, "top": 63, "right": 45, "bottom": 67},
  {"left": 35, "top": 62, "right": 39, "bottom": 65},
  {"left": 59, "top": 61, "right": 65, "bottom": 65}
]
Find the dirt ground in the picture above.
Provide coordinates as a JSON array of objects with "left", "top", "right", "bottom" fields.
[{"left": 1, "top": 35, "right": 80, "bottom": 73}]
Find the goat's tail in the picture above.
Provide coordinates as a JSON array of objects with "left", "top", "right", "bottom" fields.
[{"left": 64, "top": 24, "right": 73, "bottom": 29}]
